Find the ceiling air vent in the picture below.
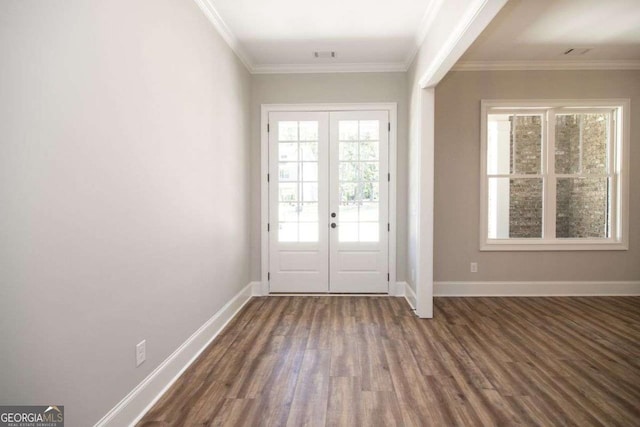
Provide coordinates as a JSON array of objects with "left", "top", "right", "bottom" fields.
[
  {"left": 563, "top": 48, "right": 593, "bottom": 56},
  {"left": 313, "top": 51, "right": 336, "bottom": 59}
]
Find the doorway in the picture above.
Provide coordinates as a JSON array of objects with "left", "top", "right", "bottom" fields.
[{"left": 262, "top": 104, "right": 397, "bottom": 293}]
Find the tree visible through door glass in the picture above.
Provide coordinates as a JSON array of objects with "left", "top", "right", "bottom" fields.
[{"left": 337, "top": 120, "right": 381, "bottom": 242}]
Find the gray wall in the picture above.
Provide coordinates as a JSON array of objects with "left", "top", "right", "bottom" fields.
[
  {"left": 250, "top": 73, "right": 408, "bottom": 281},
  {"left": 434, "top": 70, "right": 640, "bottom": 282},
  {"left": 0, "top": 1, "right": 251, "bottom": 425}
]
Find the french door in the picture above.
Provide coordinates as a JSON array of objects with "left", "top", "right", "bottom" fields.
[{"left": 268, "top": 110, "right": 389, "bottom": 293}]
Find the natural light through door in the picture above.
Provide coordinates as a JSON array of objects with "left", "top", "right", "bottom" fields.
[{"left": 268, "top": 110, "right": 389, "bottom": 293}]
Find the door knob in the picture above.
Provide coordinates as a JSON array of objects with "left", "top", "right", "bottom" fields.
[
  {"left": 331, "top": 223, "right": 337, "bottom": 228},
  {"left": 331, "top": 212, "right": 336, "bottom": 218}
]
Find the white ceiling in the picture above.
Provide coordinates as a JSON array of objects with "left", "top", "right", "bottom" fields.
[
  {"left": 207, "top": 0, "right": 437, "bottom": 71},
  {"left": 199, "top": 0, "right": 640, "bottom": 73},
  {"left": 458, "top": 0, "right": 640, "bottom": 67}
]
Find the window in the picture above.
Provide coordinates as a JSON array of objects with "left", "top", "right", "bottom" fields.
[{"left": 480, "top": 100, "right": 629, "bottom": 251}]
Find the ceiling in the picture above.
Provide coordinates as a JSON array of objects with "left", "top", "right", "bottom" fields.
[
  {"left": 200, "top": 0, "right": 640, "bottom": 73},
  {"left": 206, "top": 0, "right": 438, "bottom": 72},
  {"left": 457, "top": 0, "right": 640, "bottom": 68}
]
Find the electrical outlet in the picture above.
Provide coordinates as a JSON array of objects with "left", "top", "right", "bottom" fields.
[
  {"left": 136, "top": 340, "right": 146, "bottom": 367},
  {"left": 470, "top": 262, "right": 478, "bottom": 273}
]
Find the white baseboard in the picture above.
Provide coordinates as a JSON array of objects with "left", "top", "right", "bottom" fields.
[
  {"left": 389, "top": 281, "right": 406, "bottom": 297},
  {"left": 403, "top": 282, "right": 417, "bottom": 309},
  {"left": 94, "top": 282, "right": 253, "bottom": 427},
  {"left": 434, "top": 281, "right": 640, "bottom": 297},
  {"left": 250, "top": 281, "right": 263, "bottom": 296}
]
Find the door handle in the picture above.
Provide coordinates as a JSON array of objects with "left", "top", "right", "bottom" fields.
[{"left": 331, "top": 223, "right": 337, "bottom": 229}]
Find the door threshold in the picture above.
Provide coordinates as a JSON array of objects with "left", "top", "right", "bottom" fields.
[{"left": 267, "top": 292, "right": 390, "bottom": 297}]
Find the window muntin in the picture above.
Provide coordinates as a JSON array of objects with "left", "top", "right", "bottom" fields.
[
  {"left": 337, "top": 120, "right": 381, "bottom": 243},
  {"left": 277, "top": 121, "right": 320, "bottom": 242},
  {"left": 481, "top": 101, "right": 627, "bottom": 251}
]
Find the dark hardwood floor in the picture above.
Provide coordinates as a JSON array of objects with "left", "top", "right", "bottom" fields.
[{"left": 138, "top": 296, "right": 640, "bottom": 426}]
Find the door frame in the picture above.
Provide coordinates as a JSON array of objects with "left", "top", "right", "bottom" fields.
[{"left": 260, "top": 103, "right": 398, "bottom": 295}]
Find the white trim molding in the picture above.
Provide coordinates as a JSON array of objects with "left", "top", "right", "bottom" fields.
[
  {"left": 94, "top": 283, "right": 253, "bottom": 427},
  {"left": 435, "top": 281, "right": 640, "bottom": 297},
  {"left": 453, "top": 60, "right": 640, "bottom": 72},
  {"left": 191, "top": 0, "right": 253, "bottom": 71},
  {"left": 251, "top": 281, "right": 264, "bottom": 296},
  {"left": 261, "top": 103, "right": 399, "bottom": 296},
  {"left": 418, "top": 0, "right": 509, "bottom": 88},
  {"left": 389, "top": 281, "right": 407, "bottom": 297},
  {"left": 479, "top": 99, "right": 630, "bottom": 252},
  {"left": 404, "top": 282, "right": 417, "bottom": 309},
  {"left": 405, "top": 0, "right": 445, "bottom": 67}
]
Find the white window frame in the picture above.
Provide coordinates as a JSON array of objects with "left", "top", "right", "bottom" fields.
[{"left": 480, "top": 99, "right": 630, "bottom": 251}]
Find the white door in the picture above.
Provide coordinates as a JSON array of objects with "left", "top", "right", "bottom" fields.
[
  {"left": 268, "top": 112, "right": 329, "bottom": 292},
  {"left": 268, "top": 110, "right": 389, "bottom": 293},
  {"left": 329, "top": 111, "right": 389, "bottom": 292}
]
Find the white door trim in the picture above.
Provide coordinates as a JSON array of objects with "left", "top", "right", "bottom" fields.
[{"left": 261, "top": 103, "right": 398, "bottom": 295}]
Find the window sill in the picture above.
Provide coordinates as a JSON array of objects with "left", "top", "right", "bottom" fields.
[{"left": 480, "top": 239, "right": 628, "bottom": 251}]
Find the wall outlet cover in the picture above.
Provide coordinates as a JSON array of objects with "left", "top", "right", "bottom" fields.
[{"left": 136, "top": 340, "right": 146, "bottom": 367}]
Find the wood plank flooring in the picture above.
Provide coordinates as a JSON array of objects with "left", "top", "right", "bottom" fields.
[{"left": 138, "top": 296, "right": 640, "bottom": 426}]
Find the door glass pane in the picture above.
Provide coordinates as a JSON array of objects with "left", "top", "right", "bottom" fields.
[
  {"left": 361, "top": 182, "right": 379, "bottom": 202},
  {"left": 279, "top": 183, "right": 297, "bottom": 202},
  {"left": 339, "top": 223, "right": 358, "bottom": 242},
  {"left": 360, "top": 141, "right": 379, "bottom": 161},
  {"left": 279, "top": 163, "right": 298, "bottom": 181},
  {"left": 302, "top": 183, "right": 318, "bottom": 202},
  {"left": 279, "top": 223, "right": 298, "bottom": 242},
  {"left": 301, "top": 162, "right": 318, "bottom": 181},
  {"left": 340, "top": 142, "right": 358, "bottom": 161},
  {"left": 336, "top": 119, "right": 382, "bottom": 243},
  {"left": 276, "top": 120, "right": 319, "bottom": 243},
  {"left": 339, "top": 162, "right": 359, "bottom": 182},
  {"left": 299, "top": 121, "right": 318, "bottom": 141},
  {"left": 556, "top": 178, "right": 609, "bottom": 238},
  {"left": 278, "top": 122, "right": 298, "bottom": 141},
  {"left": 359, "top": 223, "right": 379, "bottom": 242},
  {"left": 279, "top": 143, "right": 297, "bottom": 161},
  {"left": 299, "top": 223, "right": 319, "bottom": 242},
  {"left": 300, "top": 142, "right": 318, "bottom": 161},
  {"left": 340, "top": 183, "right": 358, "bottom": 202},
  {"left": 359, "top": 120, "right": 379, "bottom": 141},
  {"left": 299, "top": 203, "right": 318, "bottom": 222},
  {"left": 279, "top": 203, "right": 298, "bottom": 222},
  {"left": 339, "top": 203, "right": 358, "bottom": 221},
  {"left": 361, "top": 162, "right": 379, "bottom": 181},
  {"left": 339, "top": 121, "right": 359, "bottom": 141},
  {"left": 360, "top": 203, "right": 379, "bottom": 221}
]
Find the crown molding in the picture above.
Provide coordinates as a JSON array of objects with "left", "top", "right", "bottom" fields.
[
  {"left": 453, "top": 60, "right": 640, "bottom": 71},
  {"left": 404, "top": 0, "right": 445, "bottom": 68},
  {"left": 191, "top": 0, "right": 254, "bottom": 72},
  {"left": 251, "top": 62, "right": 408, "bottom": 74}
]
